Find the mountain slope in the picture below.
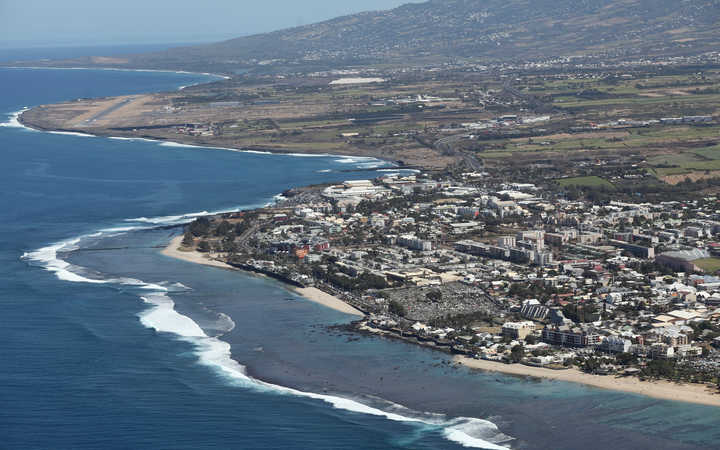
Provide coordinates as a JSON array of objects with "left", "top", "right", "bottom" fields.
[{"left": 10, "top": 0, "right": 720, "bottom": 72}]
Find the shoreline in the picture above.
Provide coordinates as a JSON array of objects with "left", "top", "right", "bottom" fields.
[
  {"left": 160, "top": 235, "right": 235, "bottom": 270},
  {"left": 161, "top": 235, "right": 364, "bottom": 317},
  {"left": 1, "top": 67, "right": 407, "bottom": 168},
  {"left": 454, "top": 355, "right": 720, "bottom": 408},
  {"left": 14, "top": 112, "right": 403, "bottom": 167},
  {"left": 1, "top": 65, "right": 231, "bottom": 81}
]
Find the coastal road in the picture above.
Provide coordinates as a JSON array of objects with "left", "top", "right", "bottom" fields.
[
  {"left": 237, "top": 222, "right": 261, "bottom": 250},
  {"left": 434, "top": 134, "right": 484, "bottom": 171}
]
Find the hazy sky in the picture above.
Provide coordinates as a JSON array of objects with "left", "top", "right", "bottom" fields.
[{"left": 0, "top": 0, "right": 421, "bottom": 48}]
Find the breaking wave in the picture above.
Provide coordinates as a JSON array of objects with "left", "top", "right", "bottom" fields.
[
  {"left": 21, "top": 218, "right": 513, "bottom": 449},
  {"left": 0, "top": 107, "right": 36, "bottom": 130},
  {"left": 158, "top": 141, "right": 272, "bottom": 155},
  {"left": 47, "top": 130, "right": 95, "bottom": 138}
]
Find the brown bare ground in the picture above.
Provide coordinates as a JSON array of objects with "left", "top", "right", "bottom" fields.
[{"left": 662, "top": 170, "right": 720, "bottom": 185}]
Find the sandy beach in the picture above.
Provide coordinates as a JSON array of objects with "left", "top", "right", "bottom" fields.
[
  {"left": 161, "top": 236, "right": 363, "bottom": 316},
  {"left": 161, "top": 235, "right": 234, "bottom": 269},
  {"left": 455, "top": 355, "right": 720, "bottom": 407},
  {"left": 293, "top": 286, "right": 364, "bottom": 316}
]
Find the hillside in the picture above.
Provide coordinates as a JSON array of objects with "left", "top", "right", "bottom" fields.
[{"left": 7, "top": 0, "right": 720, "bottom": 73}]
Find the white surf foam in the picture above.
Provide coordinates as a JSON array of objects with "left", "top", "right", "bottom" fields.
[
  {"left": 334, "top": 156, "right": 378, "bottom": 164},
  {"left": 265, "top": 194, "right": 287, "bottom": 207},
  {"left": 21, "top": 235, "right": 108, "bottom": 284},
  {"left": 282, "top": 152, "right": 333, "bottom": 157},
  {"left": 136, "top": 291, "right": 509, "bottom": 449},
  {"left": 158, "top": 141, "right": 274, "bottom": 155},
  {"left": 0, "top": 107, "right": 37, "bottom": 130},
  {"left": 4, "top": 66, "right": 228, "bottom": 81},
  {"left": 48, "top": 130, "right": 95, "bottom": 138},
  {"left": 378, "top": 168, "right": 420, "bottom": 173},
  {"left": 20, "top": 214, "right": 511, "bottom": 449},
  {"left": 126, "top": 211, "right": 213, "bottom": 225},
  {"left": 125, "top": 200, "right": 271, "bottom": 227},
  {"left": 98, "top": 225, "right": 154, "bottom": 233},
  {"left": 109, "top": 136, "right": 159, "bottom": 143}
]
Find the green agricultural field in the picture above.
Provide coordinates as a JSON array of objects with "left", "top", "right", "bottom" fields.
[
  {"left": 656, "top": 160, "right": 720, "bottom": 175},
  {"left": 693, "top": 145, "right": 720, "bottom": 160},
  {"left": 646, "top": 152, "right": 706, "bottom": 167},
  {"left": 556, "top": 176, "right": 615, "bottom": 189},
  {"left": 694, "top": 258, "right": 720, "bottom": 274}
]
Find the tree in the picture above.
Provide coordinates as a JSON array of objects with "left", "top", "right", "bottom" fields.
[
  {"left": 197, "top": 240, "right": 211, "bottom": 253},
  {"left": 189, "top": 217, "right": 211, "bottom": 237},
  {"left": 510, "top": 345, "right": 525, "bottom": 363},
  {"left": 388, "top": 300, "right": 407, "bottom": 317},
  {"left": 426, "top": 290, "right": 443, "bottom": 302},
  {"left": 215, "top": 220, "right": 233, "bottom": 237},
  {"left": 181, "top": 232, "right": 194, "bottom": 247}
]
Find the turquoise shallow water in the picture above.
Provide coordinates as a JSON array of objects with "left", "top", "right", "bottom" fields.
[{"left": 1, "top": 57, "right": 719, "bottom": 450}]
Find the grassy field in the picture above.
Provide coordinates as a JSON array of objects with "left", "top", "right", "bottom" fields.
[
  {"left": 556, "top": 176, "right": 615, "bottom": 189},
  {"left": 653, "top": 160, "right": 720, "bottom": 177},
  {"left": 694, "top": 258, "right": 720, "bottom": 274},
  {"left": 693, "top": 145, "right": 720, "bottom": 160}
]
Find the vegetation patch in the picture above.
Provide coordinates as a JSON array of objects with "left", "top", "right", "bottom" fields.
[
  {"left": 694, "top": 258, "right": 720, "bottom": 274},
  {"left": 556, "top": 176, "right": 615, "bottom": 189},
  {"left": 693, "top": 144, "right": 720, "bottom": 160}
]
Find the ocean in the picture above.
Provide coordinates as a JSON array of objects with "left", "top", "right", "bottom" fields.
[{"left": 1, "top": 50, "right": 719, "bottom": 450}]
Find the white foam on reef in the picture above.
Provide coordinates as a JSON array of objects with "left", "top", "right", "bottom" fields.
[
  {"left": 124, "top": 199, "right": 273, "bottom": 227},
  {"left": 158, "top": 141, "right": 273, "bottom": 155},
  {"left": 109, "top": 136, "right": 159, "bottom": 143},
  {"left": 4, "top": 66, "right": 229, "bottom": 81},
  {"left": 140, "top": 293, "right": 509, "bottom": 450},
  {"left": 22, "top": 234, "right": 105, "bottom": 283},
  {"left": 137, "top": 290, "right": 510, "bottom": 449},
  {"left": 266, "top": 194, "right": 287, "bottom": 207},
  {"left": 22, "top": 221, "right": 513, "bottom": 449},
  {"left": 47, "top": 130, "right": 96, "bottom": 138},
  {"left": 0, "top": 107, "right": 37, "bottom": 130},
  {"left": 281, "top": 152, "right": 332, "bottom": 157},
  {"left": 378, "top": 168, "right": 420, "bottom": 173},
  {"left": 333, "top": 156, "right": 378, "bottom": 164},
  {"left": 126, "top": 211, "right": 213, "bottom": 225}
]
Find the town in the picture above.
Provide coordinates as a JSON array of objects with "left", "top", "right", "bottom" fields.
[{"left": 180, "top": 166, "right": 720, "bottom": 387}]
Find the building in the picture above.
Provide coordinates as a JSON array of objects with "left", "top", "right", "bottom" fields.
[
  {"left": 649, "top": 343, "right": 675, "bottom": 359},
  {"left": 542, "top": 326, "right": 601, "bottom": 347},
  {"left": 501, "top": 321, "right": 535, "bottom": 340},
  {"left": 601, "top": 336, "right": 632, "bottom": 353},
  {"left": 497, "top": 236, "right": 516, "bottom": 248},
  {"left": 658, "top": 329, "right": 689, "bottom": 347},
  {"left": 609, "top": 239, "right": 655, "bottom": 259},
  {"left": 521, "top": 299, "right": 549, "bottom": 320},
  {"left": 398, "top": 235, "right": 432, "bottom": 251}
]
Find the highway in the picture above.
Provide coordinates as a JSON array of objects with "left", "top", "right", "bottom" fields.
[{"left": 434, "top": 134, "right": 484, "bottom": 171}]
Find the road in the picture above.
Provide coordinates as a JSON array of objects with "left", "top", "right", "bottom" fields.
[{"left": 434, "top": 134, "right": 484, "bottom": 171}]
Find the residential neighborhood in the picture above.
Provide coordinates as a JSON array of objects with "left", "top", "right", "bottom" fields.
[{"left": 182, "top": 168, "right": 720, "bottom": 385}]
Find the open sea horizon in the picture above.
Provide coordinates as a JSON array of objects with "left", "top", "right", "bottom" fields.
[{"left": 1, "top": 46, "right": 719, "bottom": 449}]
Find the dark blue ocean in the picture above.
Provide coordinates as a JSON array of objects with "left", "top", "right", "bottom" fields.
[{"left": 1, "top": 52, "right": 719, "bottom": 450}]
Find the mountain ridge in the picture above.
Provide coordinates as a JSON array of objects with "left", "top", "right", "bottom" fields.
[{"left": 7, "top": 0, "right": 720, "bottom": 73}]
